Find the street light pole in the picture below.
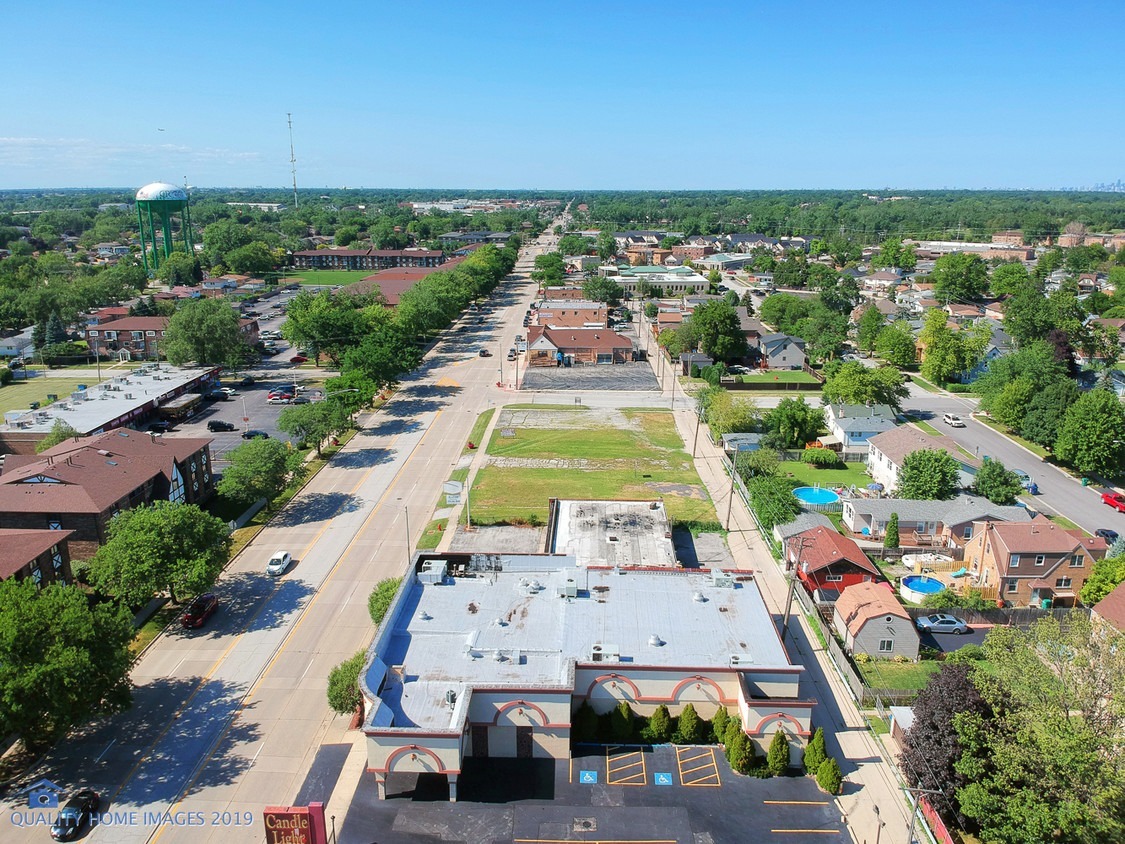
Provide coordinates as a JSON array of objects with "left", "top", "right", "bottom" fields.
[{"left": 404, "top": 506, "right": 411, "bottom": 566}]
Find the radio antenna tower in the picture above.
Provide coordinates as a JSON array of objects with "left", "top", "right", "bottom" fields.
[{"left": 287, "top": 112, "right": 299, "bottom": 209}]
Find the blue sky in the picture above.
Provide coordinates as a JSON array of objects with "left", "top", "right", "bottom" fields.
[{"left": 3, "top": 0, "right": 1123, "bottom": 190}]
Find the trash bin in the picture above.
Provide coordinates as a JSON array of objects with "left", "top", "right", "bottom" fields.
[
  {"left": 1041, "top": 598, "right": 1052, "bottom": 609},
  {"left": 1081, "top": 477, "right": 1090, "bottom": 487}
]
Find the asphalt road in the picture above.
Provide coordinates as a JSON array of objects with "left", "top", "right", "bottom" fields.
[{"left": 902, "top": 387, "right": 1125, "bottom": 537}]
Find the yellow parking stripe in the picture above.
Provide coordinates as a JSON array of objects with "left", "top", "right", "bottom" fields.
[{"left": 675, "top": 745, "right": 721, "bottom": 787}]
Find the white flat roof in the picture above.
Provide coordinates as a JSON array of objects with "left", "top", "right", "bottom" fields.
[
  {"left": 2, "top": 364, "right": 218, "bottom": 435},
  {"left": 550, "top": 499, "right": 678, "bottom": 568},
  {"left": 373, "top": 556, "right": 792, "bottom": 729}
]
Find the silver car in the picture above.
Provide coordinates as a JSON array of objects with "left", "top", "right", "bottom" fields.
[{"left": 915, "top": 613, "right": 970, "bottom": 634}]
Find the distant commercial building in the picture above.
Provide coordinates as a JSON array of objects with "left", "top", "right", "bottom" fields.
[
  {"left": 291, "top": 249, "right": 445, "bottom": 271},
  {"left": 361, "top": 552, "right": 814, "bottom": 801}
]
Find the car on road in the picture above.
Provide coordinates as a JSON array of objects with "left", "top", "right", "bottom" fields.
[
  {"left": 237, "top": 376, "right": 255, "bottom": 386},
  {"left": 916, "top": 613, "right": 970, "bottom": 634},
  {"left": 1095, "top": 528, "right": 1120, "bottom": 544},
  {"left": 1013, "top": 469, "right": 1032, "bottom": 490},
  {"left": 290, "top": 354, "right": 309, "bottom": 364},
  {"left": 942, "top": 413, "right": 966, "bottom": 427},
  {"left": 266, "top": 550, "right": 292, "bottom": 576},
  {"left": 242, "top": 429, "right": 270, "bottom": 440},
  {"left": 479, "top": 348, "right": 492, "bottom": 357},
  {"left": 1102, "top": 491, "right": 1125, "bottom": 513},
  {"left": 181, "top": 593, "right": 219, "bottom": 628},
  {"left": 50, "top": 789, "right": 100, "bottom": 841},
  {"left": 207, "top": 420, "right": 236, "bottom": 432}
]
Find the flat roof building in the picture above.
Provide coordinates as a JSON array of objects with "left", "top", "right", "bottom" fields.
[
  {"left": 546, "top": 498, "right": 677, "bottom": 568},
  {"left": 361, "top": 552, "right": 813, "bottom": 801}
]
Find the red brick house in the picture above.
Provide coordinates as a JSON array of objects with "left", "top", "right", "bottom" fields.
[
  {"left": 787, "top": 526, "right": 880, "bottom": 600},
  {"left": 0, "top": 528, "right": 75, "bottom": 586},
  {"left": 0, "top": 428, "right": 214, "bottom": 559}
]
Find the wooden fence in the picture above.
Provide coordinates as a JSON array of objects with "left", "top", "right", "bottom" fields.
[{"left": 904, "top": 605, "right": 1089, "bottom": 628}]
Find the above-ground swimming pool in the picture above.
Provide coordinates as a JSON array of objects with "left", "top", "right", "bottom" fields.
[
  {"left": 792, "top": 486, "right": 841, "bottom": 506},
  {"left": 901, "top": 574, "right": 946, "bottom": 603}
]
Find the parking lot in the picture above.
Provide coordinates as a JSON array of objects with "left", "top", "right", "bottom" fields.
[
  {"left": 520, "top": 361, "right": 660, "bottom": 392},
  {"left": 337, "top": 744, "right": 848, "bottom": 844}
]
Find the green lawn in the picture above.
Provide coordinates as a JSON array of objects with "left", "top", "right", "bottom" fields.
[
  {"left": 780, "top": 461, "right": 871, "bottom": 492},
  {"left": 1047, "top": 514, "right": 1083, "bottom": 532},
  {"left": 416, "top": 519, "right": 448, "bottom": 550},
  {"left": 276, "top": 269, "right": 373, "bottom": 286},
  {"left": 471, "top": 409, "right": 714, "bottom": 526},
  {"left": 914, "top": 420, "right": 941, "bottom": 436},
  {"left": 908, "top": 374, "right": 940, "bottom": 392},
  {"left": 975, "top": 416, "right": 1050, "bottom": 458},
  {"left": 857, "top": 659, "right": 942, "bottom": 690},
  {"left": 0, "top": 378, "right": 109, "bottom": 414},
  {"left": 465, "top": 408, "right": 495, "bottom": 452},
  {"left": 736, "top": 370, "right": 819, "bottom": 384}
]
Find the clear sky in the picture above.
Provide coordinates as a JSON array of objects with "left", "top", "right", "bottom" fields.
[{"left": 4, "top": 0, "right": 1123, "bottom": 191}]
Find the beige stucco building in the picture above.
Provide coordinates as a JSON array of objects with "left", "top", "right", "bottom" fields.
[{"left": 360, "top": 552, "right": 815, "bottom": 801}]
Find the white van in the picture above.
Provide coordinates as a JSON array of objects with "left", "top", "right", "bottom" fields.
[{"left": 942, "top": 413, "right": 965, "bottom": 428}]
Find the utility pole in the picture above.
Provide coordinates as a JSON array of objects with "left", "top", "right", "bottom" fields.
[
  {"left": 781, "top": 535, "right": 806, "bottom": 640},
  {"left": 287, "top": 113, "right": 299, "bottom": 210},
  {"left": 404, "top": 506, "right": 411, "bottom": 566},
  {"left": 691, "top": 397, "right": 703, "bottom": 457},
  {"left": 905, "top": 787, "right": 943, "bottom": 844},
  {"left": 724, "top": 453, "right": 738, "bottom": 530}
]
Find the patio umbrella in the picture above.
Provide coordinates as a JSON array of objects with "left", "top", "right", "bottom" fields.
[{"left": 867, "top": 483, "right": 884, "bottom": 491}]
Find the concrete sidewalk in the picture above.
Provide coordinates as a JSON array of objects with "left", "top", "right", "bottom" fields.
[{"left": 667, "top": 392, "right": 915, "bottom": 844}]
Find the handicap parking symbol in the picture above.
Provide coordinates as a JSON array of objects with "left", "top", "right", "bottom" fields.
[
  {"left": 654, "top": 772, "right": 673, "bottom": 786},
  {"left": 580, "top": 770, "right": 598, "bottom": 784}
]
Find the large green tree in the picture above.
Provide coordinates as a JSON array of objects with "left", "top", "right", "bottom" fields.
[
  {"left": 1019, "top": 378, "right": 1079, "bottom": 449},
  {"left": 162, "top": 297, "right": 248, "bottom": 366},
  {"left": 156, "top": 250, "right": 203, "bottom": 286},
  {"left": 690, "top": 300, "right": 748, "bottom": 361},
  {"left": 582, "top": 277, "right": 624, "bottom": 305},
  {"left": 1055, "top": 389, "right": 1125, "bottom": 477},
  {"left": 218, "top": 437, "right": 306, "bottom": 507},
  {"left": 0, "top": 580, "right": 133, "bottom": 748},
  {"left": 282, "top": 290, "right": 373, "bottom": 364},
  {"left": 277, "top": 401, "right": 350, "bottom": 456},
  {"left": 595, "top": 231, "right": 617, "bottom": 262},
  {"left": 972, "top": 459, "right": 1024, "bottom": 505},
  {"left": 763, "top": 397, "right": 823, "bottom": 448},
  {"left": 88, "top": 502, "right": 231, "bottom": 605},
  {"left": 931, "top": 252, "right": 989, "bottom": 302},
  {"left": 821, "top": 361, "right": 909, "bottom": 410},
  {"left": 856, "top": 305, "right": 885, "bottom": 353},
  {"left": 874, "top": 323, "right": 917, "bottom": 367},
  {"left": 896, "top": 448, "right": 962, "bottom": 500}
]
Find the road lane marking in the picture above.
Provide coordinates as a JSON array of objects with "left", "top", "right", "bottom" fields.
[{"left": 764, "top": 800, "right": 830, "bottom": 805}]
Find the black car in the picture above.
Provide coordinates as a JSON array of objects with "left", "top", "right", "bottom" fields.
[
  {"left": 207, "top": 420, "right": 236, "bottom": 432},
  {"left": 237, "top": 376, "right": 255, "bottom": 386},
  {"left": 181, "top": 593, "right": 218, "bottom": 628},
  {"left": 204, "top": 390, "right": 227, "bottom": 401},
  {"left": 242, "top": 429, "right": 270, "bottom": 440},
  {"left": 1095, "top": 528, "right": 1120, "bottom": 544},
  {"left": 146, "top": 421, "right": 170, "bottom": 433},
  {"left": 50, "top": 789, "right": 99, "bottom": 841}
]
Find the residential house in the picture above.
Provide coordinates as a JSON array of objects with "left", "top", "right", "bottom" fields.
[
  {"left": 850, "top": 298, "right": 900, "bottom": 324},
  {"left": 944, "top": 303, "right": 982, "bottom": 324},
  {"left": 0, "top": 327, "right": 34, "bottom": 360},
  {"left": 525, "top": 327, "right": 633, "bottom": 367},
  {"left": 821, "top": 404, "right": 897, "bottom": 457},
  {"left": 754, "top": 333, "right": 806, "bottom": 370},
  {"left": 0, "top": 428, "right": 215, "bottom": 559},
  {"left": 859, "top": 270, "right": 902, "bottom": 292},
  {"left": 841, "top": 493, "right": 1031, "bottom": 547},
  {"left": 86, "top": 317, "right": 169, "bottom": 360},
  {"left": 866, "top": 427, "right": 979, "bottom": 494},
  {"left": 963, "top": 516, "right": 1106, "bottom": 608},
  {"left": 1091, "top": 318, "right": 1125, "bottom": 351},
  {"left": 679, "top": 352, "right": 714, "bottom": 375},
  {"left": 0, "top": 528, "right": 75, "bottom": 586},
  {"left": 983, "top": 300, "right": 1007, "bottom": 321},
  {"left": 1093, "top": 582, "right": 1125, "bottom": 635},
  {"left": 772, "top": 512, "right": 835, "bottom": 548},
  {"left": 786, "top": 527, "right": 881, "bottom": 601},
  {"left": 833, "top": 582, "right": 919, "bottom": 660}
]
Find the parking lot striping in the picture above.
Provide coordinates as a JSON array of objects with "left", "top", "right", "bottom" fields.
[
  {"left": 675, "top": 746, "right": 721, "bottom": 786},
  {"left": 606, "top": 747, "right": 647, "bottom": 785}
]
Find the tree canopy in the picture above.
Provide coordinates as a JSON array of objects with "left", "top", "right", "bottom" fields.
[
  {"left": 821, "top": 361, "right": 909, "bottom": 410},
  {"left": 162, "top": 297, "right": 249, "bottom": 367},
  {"left": 896, "top": 448, "right": 962, "bottom": 500},
  {"left": 218, "top": 437, "right": 306, "bottom": 506}
]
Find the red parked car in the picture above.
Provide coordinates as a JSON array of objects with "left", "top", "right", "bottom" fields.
[
  {"left": 181, "top": 593, "right": 218, "bottom": 628},
  {"left": 290, "top": 355, "right": 309, "bottom": 364},
  {"left": 1102, "top": 491, "right": 1125, "bottom": 513}
]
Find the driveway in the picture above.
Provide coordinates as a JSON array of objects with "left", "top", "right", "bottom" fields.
[{"left": 916, "top": 625, "right": 989, "bottom": 653}]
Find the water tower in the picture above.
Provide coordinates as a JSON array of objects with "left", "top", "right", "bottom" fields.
[{"left": 135, "top": 181, "right": 195, "bottom": 275}]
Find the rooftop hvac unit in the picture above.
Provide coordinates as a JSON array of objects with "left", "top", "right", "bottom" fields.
[
  {"left": 712, "top": 570, "right": 735, "bottom": 589},
  {"left": 590, "top": 643, "right": 620, "bottom": 663},
  {"left": 558, "top": 576, "right": 578, "bottom": 599},
  {"left": 729, "top": 653, "right": 754, "bottom": 666}
]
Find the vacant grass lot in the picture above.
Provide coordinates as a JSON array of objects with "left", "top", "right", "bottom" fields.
[
  {"left": 277, "top": 269, "right": 373, "bottom": 286},
  {"left": 736, "top": 370, "right": 819, "bottom": 384},
  {"left": 472, "top": 409, "right": 715, "bottom": 526},
  {"left": 857, "top": 659, "right": 942, "bottom": 690}
]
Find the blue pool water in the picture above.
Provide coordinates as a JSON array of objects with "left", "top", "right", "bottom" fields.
[
  {"left": 902, "top": 575, "right": 945, "bottom": 595},
  {"left": 792, "top": 486, "right": 841, "bottom": 506}
]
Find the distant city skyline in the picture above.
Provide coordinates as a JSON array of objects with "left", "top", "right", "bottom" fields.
[{"left": 4, "top": 1, "right": 1124, "bottom": 191}]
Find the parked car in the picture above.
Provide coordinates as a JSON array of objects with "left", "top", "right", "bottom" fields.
[
  {"left": 50, "top": 789, "right": 100, "bottom": 841},
  {"left": 1095, "top": 528, "right": 1120, "bottom": 544},
  {"left": 146, "top": 421, "right": 170, "bottom": 433},
  {"left": 181, "top": 593, "right": 219, "bottom": 628},
  {"left": 1013, "top": 469, "right": 1032, "bottom": 490},
  {"left": 915, "top": 613, "right": 970, "bottom": 635},
  {"left": 290, "top": 355, "right": 309, "bottom": 364},
  {"left": 942, "top": 413, "right": 965, "bottom": 427},
  {"left": 1101, "top": 491, "right": 1125, "bottom": 513},
  {"left": 204, "top": 390, "right": 227, "bottom": 401},
  {"left": 479, "top": 348, "right": 492, "bottom": 357},
  {"left": 267, "top": 396, "right": 292, "bottom": 405},
  {"left": 237, "top": 376, "right": 255, "bottom": 386},
  {"left": 220, "top": 386, "right": 237, "bottom": 396},
  {"left": 242, "top": 430, "right": 270, "bottom": 440},
  {"left": 268, "top": 391, "right": 293, "bottom": 401},
  {"left": 266, "top": 550, "right": 292, "bottom": 576},
  {"left": 292, "top": 395, "right": 311, "bottom": 404},
  {"left": 207, "top": 420, "right": 236, "bottom": 432}
]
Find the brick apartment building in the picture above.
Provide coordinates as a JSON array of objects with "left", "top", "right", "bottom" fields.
[{"left": 291, "top": 249, "right": 445, "bottom": 271}]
